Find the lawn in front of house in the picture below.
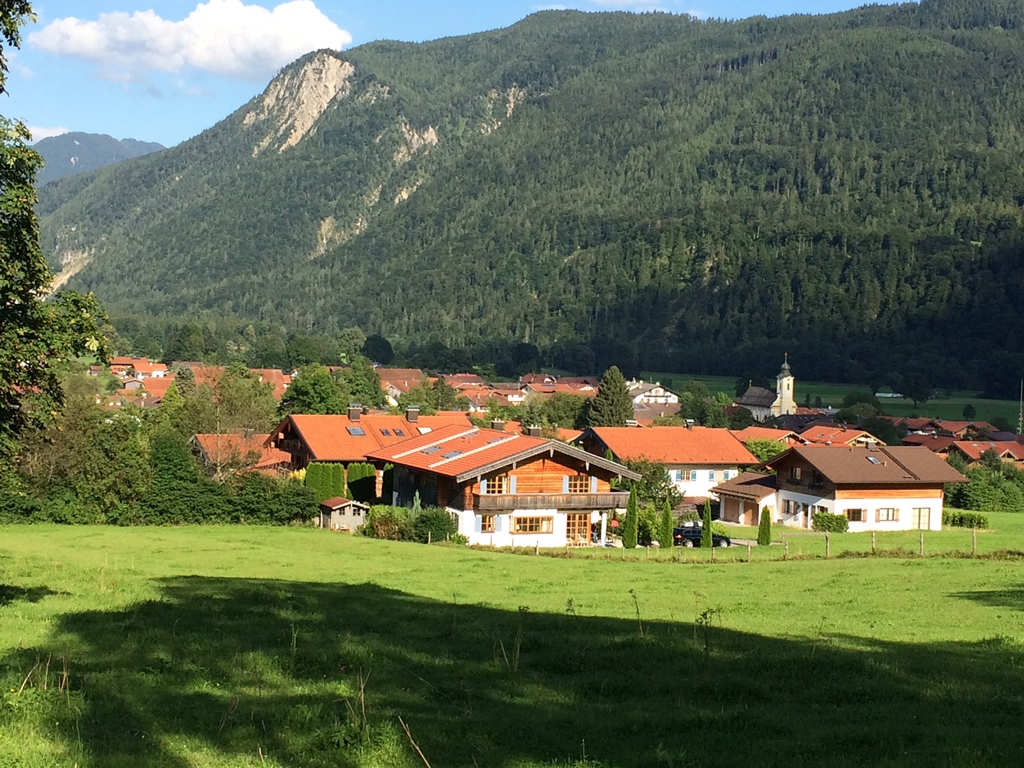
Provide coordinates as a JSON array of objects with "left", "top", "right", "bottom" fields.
[{"left": 2, "top": 523, "right": 1023, "bottom": 767}]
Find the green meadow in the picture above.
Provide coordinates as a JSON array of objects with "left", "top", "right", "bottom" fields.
[{"left": 2, "top": 520, "right": 1024, "bottom": 767}]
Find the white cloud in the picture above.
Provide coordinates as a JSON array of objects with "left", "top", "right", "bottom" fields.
[
  {"left": 28, "top": 126, "right": 71, "bottom": 143},
  {"left": 28, "top": 0, "right": 352, "bottom": 82}
]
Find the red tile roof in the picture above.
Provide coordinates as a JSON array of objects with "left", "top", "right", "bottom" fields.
[
  {"left": 273, "top": 412, "right": 474, "bottom": 463},
  {"left": 366, "top": 425, "right": 639, "bottom": 482},
  {"left": 729, "top": 427, "right": 806, "bottom": 445},
  {"left": 799, "top": 426, "right": 876, "bottom": 446},
  {"left": 950, "top": 440, "right": 1024, "bottom": 461},
  {"left": 193, "top": 433, "right": 290, "bottom": 472},
  {"left": 584, "top": 426, "right": 757, "bottom": 466}
]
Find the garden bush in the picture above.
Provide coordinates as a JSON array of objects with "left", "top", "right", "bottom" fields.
[
  {"left": 943, "top": 510, "right": 989, "bottom": 529},
  {"left": 811, "top": 511, "right": 850, "bottom": 533}
]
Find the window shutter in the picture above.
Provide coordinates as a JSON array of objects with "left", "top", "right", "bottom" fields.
[
  {"left": 480, "top": 479, "right": 487, "bottom": 495},
  {"left": 510, "top": 476, "right": 517, "bottom": 494},
  {"left": 474, "top": 515, "right": 482, "bottom": 533},
  {"left": 590, "top": 476, "right": 598, "bottom": 493},
  {"left": 495, "top": 515, "right": 503, "bottom": 533},
  {"left": 562, "top": 476, "right": 570, "bottom": 493}
]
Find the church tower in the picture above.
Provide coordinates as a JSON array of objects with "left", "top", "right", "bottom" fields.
[{"left": 772, "top": 354, "right": 796, "bottom": 417}]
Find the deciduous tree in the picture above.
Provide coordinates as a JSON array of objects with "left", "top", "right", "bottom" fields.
[{"left": 0, "top": 2, "right": 108, "bottom": 461}]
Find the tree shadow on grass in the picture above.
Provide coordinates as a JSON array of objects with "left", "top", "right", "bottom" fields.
[
  {"left": 951, "top": 585, "right": 1024, "bottom": 612},
  {"left": 0, "top": 584, "right": 58, "bottom": 607},
  {"left": 4, "top": 577, "right": 1024, "bottom": 767}
]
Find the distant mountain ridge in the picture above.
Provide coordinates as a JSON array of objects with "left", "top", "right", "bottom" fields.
[
  {"left": 35, "top": 0, "right": 1024, "bottom": 393},
  {"left": 34, "top": 132, "right": 165, "bottom": 186}
]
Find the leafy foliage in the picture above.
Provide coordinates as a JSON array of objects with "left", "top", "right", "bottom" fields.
[
  {"left": 745, "top": 439, "right": 787, "bottom": 463},
  {"left": 811, "top": 511, "right": 850, "bottom": 533},
  {"left": 942, "top": 509, "right": 989, "bottom": 529},
  {"left": 658, "top": 499, "right": 673, "bottom": 550},
  {"left": 622, "top": 487, "right": 639, "bottom": 549}
]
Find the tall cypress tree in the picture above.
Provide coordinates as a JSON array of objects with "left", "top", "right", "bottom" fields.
[
  {"left": 623, "top": 486, "right": 639, "bottom": 549},
  {"left": 587, "top": 366, "right": 633, "bottom": 427},
  {"left": 701, "top": 498, "right": 713, "bottom": 548},
  {"left": 658, "top": 497, "right": 674, "bottom": 550},
  {"left": 757, "top": 506, "right": 772, "bottom": 546}
]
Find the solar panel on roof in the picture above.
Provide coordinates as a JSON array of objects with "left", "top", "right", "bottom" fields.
[
  {"left": 441, "top": 451, "right": 462, "bottom": 459},
  {"left": 347, "top": 426, "right": 365, "bottom": 436},
  {"left": 422, "top": 446, "right": 441, "bottom": 455}
]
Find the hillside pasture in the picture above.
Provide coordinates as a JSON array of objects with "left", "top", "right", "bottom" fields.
[{"left": 2, "top": 522, "right": 1024, "bottom": 767}]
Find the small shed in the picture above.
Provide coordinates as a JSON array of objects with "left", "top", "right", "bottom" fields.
[{"left": 319, "top": 497, "right": 370, "bottom": 532}]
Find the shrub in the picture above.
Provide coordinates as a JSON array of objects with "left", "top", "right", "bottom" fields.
[
  {"left": 362, "top": 505, "right": 415, "bottom": 540},
  {"left": 943, "top": 510, "right": 989, "bottom": 529},
  {"left": 411, "top": 507, "right": 459, "bottom": 543},
  {"left": 811, "top": 511, "right": 849, "bottom": 533}
]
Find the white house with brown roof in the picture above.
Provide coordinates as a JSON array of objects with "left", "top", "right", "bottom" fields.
[
  {"left": 714, "top": 445, "right": 967, "bottom": 531},
  {"left": 578, "top": 426, "right": 758, "bottom": 503}
]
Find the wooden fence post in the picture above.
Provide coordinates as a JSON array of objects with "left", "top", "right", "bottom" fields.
[
  {"left": 919, "top": 530, "right": 924, "bottom": 557},
  {"left": 746, "top": 543, "right": 752, "bottom": 563},
  {"left": 711, "top": 545, "right": 716, "bottom": 563},
  {"left": 645, "top": 546, "right": 650, "bottom": 561},
  {"left": 825, "top": 531, "right": 830, "bottom": 559},
  {"left": 427, "top": 531, "right": 431, "bottom": 545},
  {"left": 784, "top": 541, "right": 790, "bottom": 560},
  {"left": 972, "top": 527, "right": 978, "bottom": 557},
  {"left": 535, "top": 542, "right": 540, "bottom": 556},
  {"left": 871, "top": 531, "right": 876, "bottom": 556}
]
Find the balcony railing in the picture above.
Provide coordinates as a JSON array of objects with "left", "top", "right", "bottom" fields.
[{"left": 473, "top": 492, "right": 631, "bottom": 511}]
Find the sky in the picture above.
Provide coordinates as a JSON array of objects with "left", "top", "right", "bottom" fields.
[{"left": 9, "top": 0, "right": 902, "bottom": 148}]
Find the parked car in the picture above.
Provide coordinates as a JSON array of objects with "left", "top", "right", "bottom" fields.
[{"left": 673, "top": 525, "right": 731, "bottom": 548}]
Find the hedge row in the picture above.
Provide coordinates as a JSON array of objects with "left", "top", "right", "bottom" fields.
[
  {"left": 811, "top": 511, "right": 850, "bottom": 533},
  {"left": 943, "top": 510, "right": 989, "bottom": 529}
]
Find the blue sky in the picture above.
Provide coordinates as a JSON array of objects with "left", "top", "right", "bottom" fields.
[{"left": 9, "top": 0, "right": 901, "bottom": 147}]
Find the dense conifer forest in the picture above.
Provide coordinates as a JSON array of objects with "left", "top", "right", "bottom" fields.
[{"left": 37, "top": 0, "right": 1024, "bottom": 393}]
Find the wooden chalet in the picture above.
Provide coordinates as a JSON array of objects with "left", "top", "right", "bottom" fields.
[{"left": 366, "top": 424, "right": 640, "bottom": 547}]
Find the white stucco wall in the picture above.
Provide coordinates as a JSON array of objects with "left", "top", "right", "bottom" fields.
[
  {"left": 668, "top": 466, "right": 743, "bottom": 499},
  {"left": 456, "top": 509, "right": 616, "bottom": 547},
  {"left": 777, "top": 491, "right": 943, "bottom": 532}
]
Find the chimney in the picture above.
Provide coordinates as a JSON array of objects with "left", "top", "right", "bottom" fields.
[
  {"left": 491, "top": 418, "right": 506, "bottom": 431},
  {"left": 685, "top": 419, "right": 695, "bottom": 431},
  {"left": 348, "top": 404, "right": 362, "bottom": 421},
  {"left": 406, "top": 405, "right": 420, "bottom": 423},
  {"left": 527, "top": 425, "right": 542, "bottom": 437},
  {"left": 626, "top": 419, "right": 639, "bottom": 428}
]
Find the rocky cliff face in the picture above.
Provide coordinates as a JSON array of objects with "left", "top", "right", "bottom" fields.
[{"left": 243, "top": 52, "right": 357, "bottom": 156}]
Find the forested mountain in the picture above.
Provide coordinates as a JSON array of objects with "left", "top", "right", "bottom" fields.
[
  {"left": 37, "top": 0, "right": 1024, "bottom": 394},
  {"left": 34, "top": 132, "right": 164, "bottom": 186}
]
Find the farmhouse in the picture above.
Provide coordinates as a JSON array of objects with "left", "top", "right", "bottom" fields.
[
  {"left": 715, "top": 445, "right": 966, "bottom": 531},
  {"left": 947, "top": 440, "right": 1024, "bottom": 467},
  {"left": 577, "top": 426, "right": 757, "bottom": 503},
  {"left": 366, "top": 424, "right": 640, "bottom": 547},
  {"left": 799, "top": 425, "right": 882, "bottom": 447}
]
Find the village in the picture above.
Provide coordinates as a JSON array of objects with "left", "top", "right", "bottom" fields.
[{"left": 80, "top": 353, "right": 1014, "bottom": 547}]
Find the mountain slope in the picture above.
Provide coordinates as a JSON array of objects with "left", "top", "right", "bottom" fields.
[
  {"left": 34, "top": 132, "right": 164, "bottom": 186},
  {"left": 38, "top": 1, "right": 1024, "bottom": 389}
]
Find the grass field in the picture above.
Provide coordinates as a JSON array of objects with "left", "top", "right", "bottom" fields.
[
  {"left": 3, "top": 520, "right": 1024, "bottom": 767},
  {"left": 643, "top": 371, "right": 1020, "bottom": 425}
]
